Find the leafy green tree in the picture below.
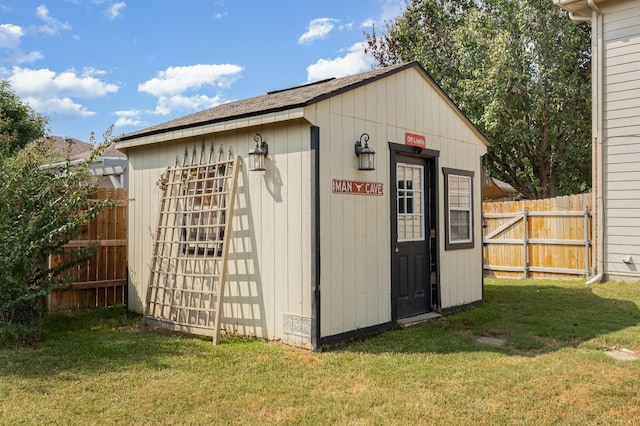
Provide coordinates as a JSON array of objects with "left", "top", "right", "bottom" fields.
[
  {"left": 0, "top": 81, "right": 48, "bottom": 154},
  {"left": 0, "top": 83, "right": 113, "bottom": 342},
  {"left": 366, "top": 0, "right": 591, "bottom": 199}
]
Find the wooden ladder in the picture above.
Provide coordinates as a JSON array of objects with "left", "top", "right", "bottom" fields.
[{"left": 143, "top": 144, "right": 240, "bottom": 344}]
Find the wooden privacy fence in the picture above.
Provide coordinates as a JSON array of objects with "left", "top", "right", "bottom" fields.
[
  {"left": 48, "top": 188, "right": 127, "bottom": 312},
  {"left": 482, "top": 194, "right": 592, "bottom": 279}
]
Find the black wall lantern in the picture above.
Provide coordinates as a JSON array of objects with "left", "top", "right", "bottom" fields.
[
  {"left": 249, "top": 133, "right": 269, "bottom": 171},
  {"left": 354, "top": 133, "right": 375, "bottom": 171}
]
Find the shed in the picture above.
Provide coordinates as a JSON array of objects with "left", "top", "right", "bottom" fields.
[
  {"left": 116, "top": 62, "right": 488, "bottom": 349},
  {"left": 554, "top": 0, "right": 640, "bottom": 282}
]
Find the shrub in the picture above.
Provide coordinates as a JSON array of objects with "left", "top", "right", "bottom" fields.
[{"left": 0, "top": 85, "right": 114, "bottom": 345}]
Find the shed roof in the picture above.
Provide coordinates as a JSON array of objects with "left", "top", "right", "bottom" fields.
[{"left": 119, "top": 61, "right": 488, "bottom": 147}]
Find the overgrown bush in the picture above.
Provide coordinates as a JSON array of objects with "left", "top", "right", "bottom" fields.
[{"left": 0, "top": 82, "right": 114, "bottom": 346}]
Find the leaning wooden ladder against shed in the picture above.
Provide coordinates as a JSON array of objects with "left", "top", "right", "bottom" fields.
[{"left": 143, "top": 144, "right": 240, "bottom": 344}]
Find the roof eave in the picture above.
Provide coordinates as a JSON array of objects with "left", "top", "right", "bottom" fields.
[
  {"left": 116, "top": 107, "right": 307, "bottom": 151},
  {"left": 554, "top": 0, "right": 591, "bottom": 19},
  {"left": 553, "top": 0, "right": 611, "bottom": 20}
]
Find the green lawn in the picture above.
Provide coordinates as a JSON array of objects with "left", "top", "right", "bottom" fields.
[{"left": 2, "top": 278, "right": 640, "bottom": 425}]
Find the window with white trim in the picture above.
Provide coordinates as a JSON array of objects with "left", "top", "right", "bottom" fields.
[{"left": 443, "top": 168, "right": 474, "bottom": 250}]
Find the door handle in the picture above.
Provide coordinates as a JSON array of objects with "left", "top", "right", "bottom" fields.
[{"left": 395, "top": 247, "right": 399, "bottom": 253}]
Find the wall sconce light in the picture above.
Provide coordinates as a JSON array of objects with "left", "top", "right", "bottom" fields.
[
  {"left": 355, "top": 133, "right": 375, "bottom": 171},
  {"left": 249, "top": 133, "right": 269, "bottom": 171}
]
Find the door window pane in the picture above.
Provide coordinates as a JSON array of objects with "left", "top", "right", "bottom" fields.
[{"left": 397, "top": 163, "right": 425, "bottom": 242}]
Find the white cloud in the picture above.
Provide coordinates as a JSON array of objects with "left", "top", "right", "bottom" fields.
[
  {"left": 138, "top": 64, "right": 242, "bottom": 115},
  {"left": 7, "top": 66, "right": 118, "bottom": 119},
  {"left": 105, "top": 2, "right": 126, "bottom": 20},
  {"left": 153, "top": 94, "right": 223, "bottom": 116},
  {"left": 306, "top": 42, "right": 374, "bottom": 82},
  {"left": 361, "top": 18, "right": 376, "bottom": 29},
  {"left": 36, "top": 5, "right": 72, "bottom": 35},
  {"left": 359, "top": 1, "right": 405, "bottom": 30},
  {"left": 114, "top": 109, "right": 144, "bottom": 128},
  {"left": 303, "top": 1, "right": 406, "bottom": 81},
  {"left": 9, "top": 67, "right": 118, "bottom": 98},
  {"left": 0, "top": 24, "right": 23, "bottom": 49},
  {"left": 0, "top": 23, "right": 43, "bottom": 64},
  {"left": 379, "top": 0, "right": 405, "bottom": 24},
  {"left": 22, "top": 95, "right": 95, "bottom": 119},
  {"left": 339, "top": 22, "right": 354, "bottom": 31},
  {"left": 14, "top": 50, "right": 44, "bottom": 64},
  {"left": 298, "top": 18, "right": 338, "bottom": 45},
  {"left": 139, "top": 64, "right": 242, "bottom": 97}
]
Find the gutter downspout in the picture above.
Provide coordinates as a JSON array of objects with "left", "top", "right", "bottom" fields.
[
  {"left": 558, "top": 0, "right": 604, "bottom": 287},
  {"left": 586, "top": 272, "right": 603, "bottom": 285},
  {"left": 591, "top": 2, "right": 605, "bottom": 284},
  {"left": 569, "top": 13, "right": 590, "bottom": 21},
  {"left": 310, "top": 126, "right": 321, "bottom": 351},
  {"left": 554, "top": 0, "right": 593, "bottom": 21}
]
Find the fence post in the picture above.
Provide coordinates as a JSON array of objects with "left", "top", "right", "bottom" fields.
[
  {"left": 523, "top": 207, "right": 529, "bottom": 279},
  {"left": 584, "top": 205, "right": 590, "bottom": 276}
]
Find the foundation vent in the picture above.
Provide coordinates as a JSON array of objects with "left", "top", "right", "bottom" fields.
[{"left": 283, "top": 314, "right": 311, "bottom": 338}]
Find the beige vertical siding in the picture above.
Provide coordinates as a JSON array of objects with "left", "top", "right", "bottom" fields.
[
  {"left": 602, "top": 0, "right": 640, "bottom": 280},
  {"left": 306, "top": 67, "right": 487, "bottom": 338},
  {"left": 125, "top": 122, "right": 313, "bottom": 348}
]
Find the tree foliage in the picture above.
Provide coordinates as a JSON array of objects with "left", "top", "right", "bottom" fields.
[
  {"left": 0, "top": 81, "right": 48, "bottom": 155},
  {"left": 366, "top": 0, "right": 591, "bottom": 199},
  {"left": 0, "top": 82, "right": 113, "bottom": 332}
]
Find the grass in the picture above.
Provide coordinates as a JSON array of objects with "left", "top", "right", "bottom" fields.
[{"left": 1, "top": 278, "right": 640, "bottom": 425}]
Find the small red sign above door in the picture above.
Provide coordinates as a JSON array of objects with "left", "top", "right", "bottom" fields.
[
  {"left": 332, "top": 179, "right": 384, "bottom": 196},
  {"left": 405, "top": 132, "right": 426, "bottom": 148}
]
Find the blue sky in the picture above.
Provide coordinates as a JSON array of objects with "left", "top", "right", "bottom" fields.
[{"left": 0, "top": 0, "right": 406, "bottom": 142}]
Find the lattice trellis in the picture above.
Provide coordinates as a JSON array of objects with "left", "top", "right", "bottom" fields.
[{"left": 143, "top": 144, "right": 240, "bottom": 344}]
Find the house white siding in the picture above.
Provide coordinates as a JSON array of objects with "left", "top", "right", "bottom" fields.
[{"left": 602, "top": 0, "right": 640, "bottom": 279}]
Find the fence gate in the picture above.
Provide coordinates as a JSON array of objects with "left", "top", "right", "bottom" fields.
[
  {"left": 143, "top": 145, "right": 240, "bottom": 344},
  {"left": 482, "top": 194, "right": 592, "bottom": 280}
]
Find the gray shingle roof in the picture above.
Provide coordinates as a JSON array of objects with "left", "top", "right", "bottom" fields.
[
  {"left": 120, "top": 62, "right": 413, "bottom": 141},
  {"left": 48, "top": 136, "right": 93, "bottom": 160},
  {"left": 47, "top": 136, "right": 126, "bottom": 160}
]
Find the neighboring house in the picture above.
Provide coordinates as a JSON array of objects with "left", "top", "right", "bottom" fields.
[
  {"left": 116, "top": 62, "right": 488, "bottom": 349},
  {"left": 46, "top": 136, "right": 128, "bottom": 189},
  {"left": 482, "top": 170, "right": 520, "bottom": 201},
  {"left": 554, "top": 0, "right": 640, "bottom": 282}
]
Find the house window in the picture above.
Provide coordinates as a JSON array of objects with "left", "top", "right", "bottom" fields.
[
  {"left": 397, "top": 163, "right": 424, "bottom": 241},
  {"left": 443, "top": 168, "right": 474, "bottom": 250},
  {"left": 182, "top": 165, "right": 226, "bottom": 256}
]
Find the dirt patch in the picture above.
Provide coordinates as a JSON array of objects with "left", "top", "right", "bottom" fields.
[
  {"left": 476, "top": 336, "right": 507, "bottom": 347},
  {"left": 605, "top": 348, "right": 639, "bottom": 361}
]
